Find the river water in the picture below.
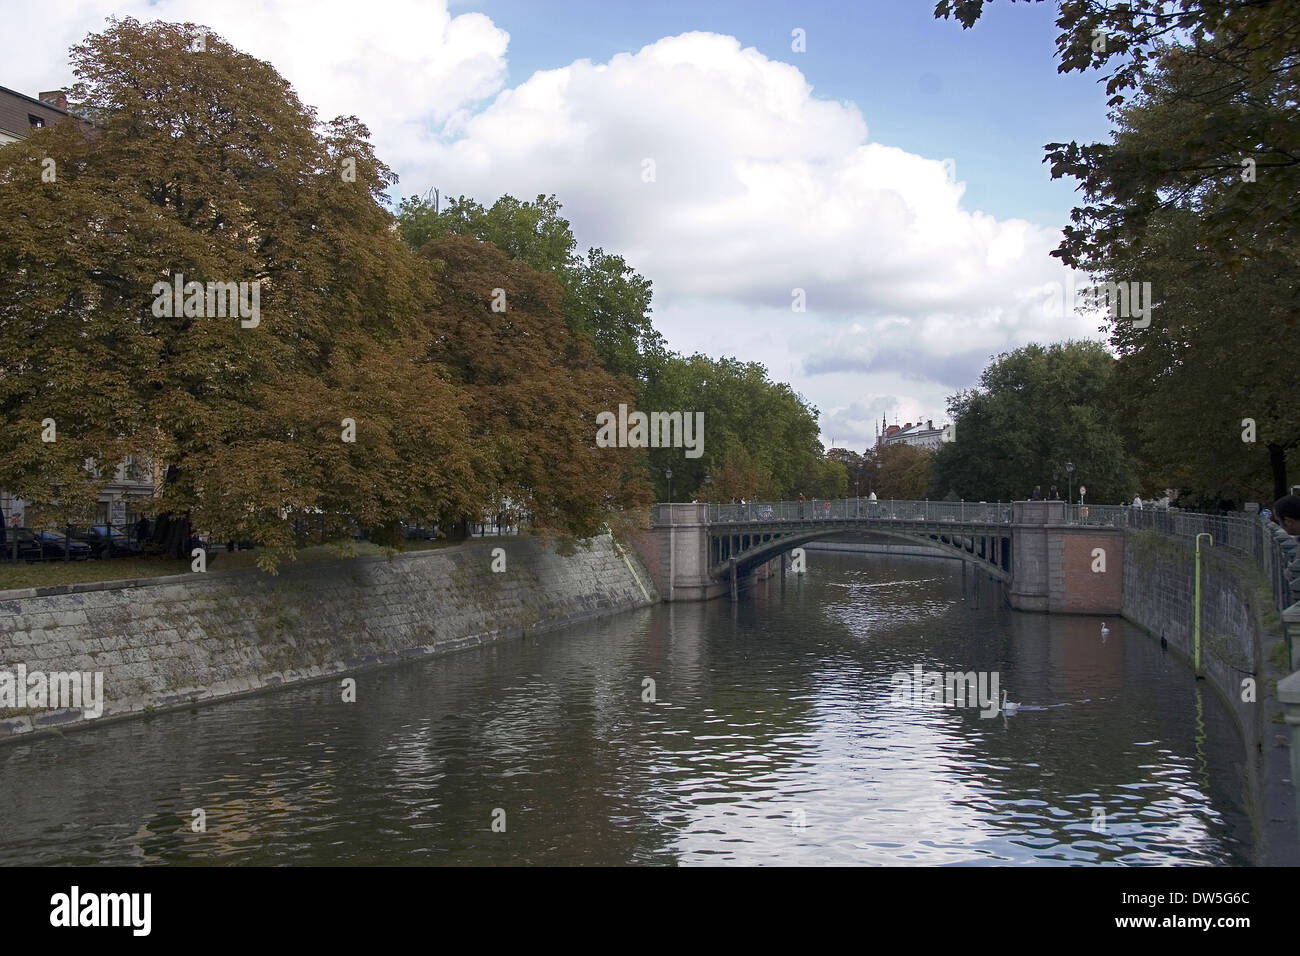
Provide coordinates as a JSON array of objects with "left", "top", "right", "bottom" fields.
[{"left": 0, "top": 550, "right": 1254, "bottom": 865}]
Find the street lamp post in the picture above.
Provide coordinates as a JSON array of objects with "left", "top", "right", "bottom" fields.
[
  {"left": 665, "top": 467, "right": 673, "bottom": 504},
  {"left": 1066, "top": 461, "right": 1075, "bottom": 515}
]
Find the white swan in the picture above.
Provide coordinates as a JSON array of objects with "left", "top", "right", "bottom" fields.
[
  {"left": 1001, "top": 690, "right": 1020, "bottom": 716},
  {"left": 1101, "top": 622, "right": 1110, "bottom": 639}
]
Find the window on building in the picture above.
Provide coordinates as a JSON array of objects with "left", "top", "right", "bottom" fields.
[{"left": 28, "top": 115, "right": 45, "bottom": 129}]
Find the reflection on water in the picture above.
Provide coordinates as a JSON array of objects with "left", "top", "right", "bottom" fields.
[{"left": 0, "top": 551, "right": 1252, "bottom": 865}]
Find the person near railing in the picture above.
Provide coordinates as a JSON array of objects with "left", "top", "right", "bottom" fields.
[{"left": 1275, "top": 495, "right": 1300, "bottom": 537}]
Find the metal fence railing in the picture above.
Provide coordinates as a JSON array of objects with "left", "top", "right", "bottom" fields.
[
  {"left": 695, "top": 499, "right": 1015, "bottom": 525},
  {"left": 649, "top": 499, "right": 1300, "bottom": 612}
]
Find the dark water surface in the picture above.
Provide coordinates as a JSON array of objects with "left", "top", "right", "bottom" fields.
[{"left": 0, "top": 551, "right": 1254, "bottom": 865}]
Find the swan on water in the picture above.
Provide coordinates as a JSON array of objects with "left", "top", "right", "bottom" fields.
[
  {"left": 1001, "top": 690, "right": 1020, "bottom": 716},
  {"left": 1101, "top": 622, "right": 1110, "bottom": 639}
]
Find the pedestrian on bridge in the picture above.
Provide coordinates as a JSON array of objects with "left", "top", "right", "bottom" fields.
[{"left": 798, "top": 493, "right": 806, "bottom": 518}]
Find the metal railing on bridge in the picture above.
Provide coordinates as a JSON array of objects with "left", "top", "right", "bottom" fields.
[{"left": 694, "top": 499, "right": 1013, "bottom": 525}]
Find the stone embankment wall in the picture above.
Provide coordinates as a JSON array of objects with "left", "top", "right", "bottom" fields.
[
  {"left": 0, "top": 533, "right": 656, "bottom": 740},
  {"left": 1122, "top": 529, "right": 1269, "bottom": 727}
]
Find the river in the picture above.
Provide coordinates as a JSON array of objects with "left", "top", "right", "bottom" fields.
[{"left": 0, "top": 549, "right": 1254, "bottom": 865}]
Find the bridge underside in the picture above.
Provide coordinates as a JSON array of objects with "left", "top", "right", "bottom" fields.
[{"left": 709, "top": 524, "right": 1011, "bottom": 587}]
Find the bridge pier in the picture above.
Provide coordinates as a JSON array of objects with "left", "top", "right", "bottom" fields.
[
  {"left": 635, "top": 503, "right": 728, "bottom": 602},
  {"left": 1007, "top": 500, "right": 1123, "bottom": 613}
]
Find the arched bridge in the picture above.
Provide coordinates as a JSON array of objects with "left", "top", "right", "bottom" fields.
[{"left": 645, "top": 498, "right": 1130, "bottom": 612}]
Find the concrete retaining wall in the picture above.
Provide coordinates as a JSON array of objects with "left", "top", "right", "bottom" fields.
[
  {"left": 0, "top": 533, "right": 657, "bottom": 740},
  {"left": 1122, "top": 529, "right": 1265, "bottom": 710}
]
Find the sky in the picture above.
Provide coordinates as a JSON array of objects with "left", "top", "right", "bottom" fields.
[{"left": 6, "top": 0, "right": 1118, "bottom": 452}]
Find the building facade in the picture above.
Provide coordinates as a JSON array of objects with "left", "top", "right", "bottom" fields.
[{"left": 878, "top": 416, "right": 947, "bottom": 451}]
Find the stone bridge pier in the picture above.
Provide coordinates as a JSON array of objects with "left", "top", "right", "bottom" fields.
[{"left": 1008, "top": 500, "right": 1123, "bottom": 613}]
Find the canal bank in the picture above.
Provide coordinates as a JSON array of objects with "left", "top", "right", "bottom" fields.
[{"left": 0, "top": 532, "right": 656, "bottom": 741}]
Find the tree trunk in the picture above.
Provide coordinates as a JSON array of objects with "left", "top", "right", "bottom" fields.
[
  {"left": 1268, "top": 442, "right": 1288, "bottom": 501},
  {"left": 151, "top": 465, "right": 193, "bottom": 559}
]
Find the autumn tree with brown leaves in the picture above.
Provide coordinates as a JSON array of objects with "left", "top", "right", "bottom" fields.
[{"left": 0, "top": 18, "right": 647, "bottom": 565}]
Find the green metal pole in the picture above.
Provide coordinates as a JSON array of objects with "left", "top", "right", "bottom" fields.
[{"left": 1194, "top": 533, "right": 1213, "bottom": 676}]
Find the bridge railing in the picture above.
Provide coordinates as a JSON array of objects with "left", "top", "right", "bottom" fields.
[
  {"left": 692, "top": 499, "right": 1015, "bottom": 525},
  {"left": 1124, "top": 507, "right": 1297, "bottom": 611}
]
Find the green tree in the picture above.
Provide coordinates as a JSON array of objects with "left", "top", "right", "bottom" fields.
[
  {"left": 640, "top": 353, "right": 829, "bottom": 501},
  {"left": 936, "top": 0, "right": 1300, "bottom": 496},
  {"left": 397, "top": 192, "right": 667, "bottom": 388},
  {"left": 868, "top": 444, "right": 934, "bottom": 500},
  {"left": 930, "top": 342, "right": 1135, "bottom": 503}
]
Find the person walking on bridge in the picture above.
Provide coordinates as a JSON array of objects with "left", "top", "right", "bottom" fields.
[{"left": 798, "top": 493, "right": 806, "bottom": 519}]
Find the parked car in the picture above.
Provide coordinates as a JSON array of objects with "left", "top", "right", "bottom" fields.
[
  {"left": 753, "top": 505, "right": 775, "bottom": 520},
  {"left": 71, "top": 525, "right": 141, "bottom": 558},
  {"left": 5, "top": 529, "right": 45, "bottom": 562},
  {"left": 401, "top": 522, "right": 439, "bottom": 540},
  {"left": 17, "top": 530, "right": 93, "bottom": 561}
]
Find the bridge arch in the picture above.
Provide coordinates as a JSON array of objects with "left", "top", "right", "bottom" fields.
[{"left": 710, "top": 527, "right": 1010, "bottom": 583}]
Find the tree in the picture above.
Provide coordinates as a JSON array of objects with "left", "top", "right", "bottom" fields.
[
  {"left": 868, "top": 444, "right": 933, "bottom": 500},
  {"left": 828, "top": 448, "right": 866, "bottom": 495},
  {"left": 711, "top": 445, "right": 763, "bottom": 502},
  {"left": 935, "top": 0, "right": 1300, "bottom": 496},
  {"left": 0, "top": 19, "right": 604, "bottom": 565},
  {"left": 397, "top": 192, "right": 668, "bottom": 388},
  {"left": 639, "top": 353, "right": 830, "bottom": 501},
  {"left": 930, "top": 342, "right": 1135, "bottom": 502},
  {"left": 417, "top": 236, "right": 651, "bottom": 534}
]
